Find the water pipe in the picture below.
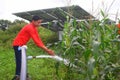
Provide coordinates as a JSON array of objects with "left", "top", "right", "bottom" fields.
[{"left": 20, "top": 45, "right": 27, "bottom": 80}]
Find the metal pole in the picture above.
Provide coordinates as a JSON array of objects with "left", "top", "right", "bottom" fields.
[
  {"left": 20, "top": 45, "right": 27, "bottom": 80},
  {"left": 58, "top": 31, "right": 63, "bottom": 41}
]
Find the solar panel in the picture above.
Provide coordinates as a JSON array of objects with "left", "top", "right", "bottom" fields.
[
  {"left": 13, "top": 5, "right": 94, "bottom": 31},
  {"left": 14, "top": 5, "right": 93, "bottom": 21}
]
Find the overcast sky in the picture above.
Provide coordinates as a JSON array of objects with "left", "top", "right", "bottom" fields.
[{"left": 0, "top": 0, "right": 120, "bottom": 22}]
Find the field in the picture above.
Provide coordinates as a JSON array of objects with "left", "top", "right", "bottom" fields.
[{"left": 0, "top": 16, "right": 120, "bottom": 80}]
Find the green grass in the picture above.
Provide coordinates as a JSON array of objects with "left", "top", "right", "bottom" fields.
[
  {"left": 0, "top": 46, "right": 68, "bottom": 80},
  {"left": 0, "top": 48, "right": 15, "bottom": 80}
]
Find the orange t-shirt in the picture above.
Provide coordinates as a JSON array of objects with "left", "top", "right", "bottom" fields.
[{"left": 13, "top": 23, "right": 45, "bottom": 47}]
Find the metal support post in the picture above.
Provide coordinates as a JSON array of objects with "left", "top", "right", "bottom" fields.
[{"left": 58, "top": 31, "right": 63, "bottom": 41}]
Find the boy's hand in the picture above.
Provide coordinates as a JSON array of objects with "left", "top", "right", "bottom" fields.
[
  {"left": 41, "top": 46, "right": 55, "bottom": 56},
  {"left": 46, "top": 49, "right": 55, "bottom": 56}
]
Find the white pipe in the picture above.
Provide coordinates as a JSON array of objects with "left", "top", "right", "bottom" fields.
[
  {"left": 27, "top": 55, "right": 78, "bottom": 68},
  {"left": 20, "top": 45, "right": 78, "bottom": 80},
  {"left": 20, "top": 45, "right": 27, "bottom": 80}
]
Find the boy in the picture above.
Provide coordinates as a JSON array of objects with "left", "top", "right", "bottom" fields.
[{"left": 12, "top": 15, "right": 55, "bottom": 80}]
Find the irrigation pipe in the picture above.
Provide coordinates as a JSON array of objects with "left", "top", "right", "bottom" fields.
[
  {"left": 20, "top": 45, "right": 27, "bottom": 80},
  {"left": 20, "top": 45, "right": 78, "bottom": 80},
  {"left": 27, "top": 55, "right": 78, "bottom": 68}
]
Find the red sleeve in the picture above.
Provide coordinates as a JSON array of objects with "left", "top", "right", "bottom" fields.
[{"left": 28, "top": 26, "right": 45, "bottom": 48}]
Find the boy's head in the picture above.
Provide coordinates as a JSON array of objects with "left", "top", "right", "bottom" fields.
[
  {"left": 32, "top": 15, "right": 41, "bottom": 21},
  {"left": 31, "top": 15, "right": 42, "bottom": 27}
]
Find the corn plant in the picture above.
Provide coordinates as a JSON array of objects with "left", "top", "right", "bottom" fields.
[{"left": 59, "top": 11, "right": 120, "bottom": 80}]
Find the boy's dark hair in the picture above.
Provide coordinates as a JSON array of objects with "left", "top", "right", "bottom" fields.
[{"left": 32, "top": 15, "right": 41, "bottom": 21}]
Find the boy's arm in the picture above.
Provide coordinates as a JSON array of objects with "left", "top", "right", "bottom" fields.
[
  {"left": 28, "top": 27, "right": 55, "bottom": 56},
  {"left": 41, "top": 46, "right": 55, "bottom": 56}
]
